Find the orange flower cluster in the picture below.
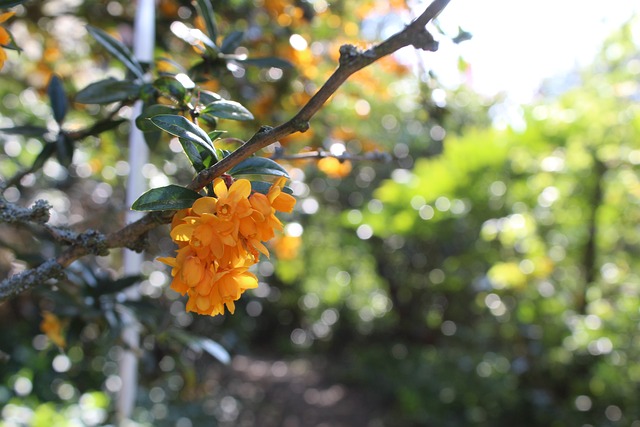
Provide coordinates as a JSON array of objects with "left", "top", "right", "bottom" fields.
[
  {"left": 159, "top": 177, "right": 296, "bottom": 316},
  {"left": 0, "top": 12, "right": 15, "bottom": 70}
]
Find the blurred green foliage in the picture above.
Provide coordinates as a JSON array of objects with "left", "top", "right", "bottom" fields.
[{"left": 1, "top": 0, "right": 640, "bottom": 426}]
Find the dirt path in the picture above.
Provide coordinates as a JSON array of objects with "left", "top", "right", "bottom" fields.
[{"left": 217, "top": 355, "right": 381, "bottom": 427}]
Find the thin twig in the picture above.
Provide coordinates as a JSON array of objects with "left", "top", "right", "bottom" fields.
[
  {"left": 270, "top": 149, "right": 392, "bottom": 163},
  {"left": 0, "top": 0, "right": 452, "bottom": 302}
]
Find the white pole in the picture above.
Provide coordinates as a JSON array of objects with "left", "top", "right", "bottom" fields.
[{"left": 118, "top": 0, "right": 155, "bottom": 423}]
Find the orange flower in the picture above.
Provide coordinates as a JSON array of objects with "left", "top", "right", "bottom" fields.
[
  {"left": 273, "top": 234, "right": 301, "bottom": 260},
  {"left": 0, "top": 12, "right": 15, "bottom": 70},
  {"left": 159, "top": 177, "right": 296, "bottom": 316},
  {"left": 318, "top": 157, "right": 352, "bottom": 178},
  {"left": 40, "top": 311, "right": 66, "bottom": 348}
]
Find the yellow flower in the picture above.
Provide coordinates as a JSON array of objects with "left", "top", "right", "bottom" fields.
[
  {"left": 0, "top": 12, "right": 14, "bottom": 70},
  {"left": 158, "top": 176, "right": 296, "bottom": 316},
  {"left": 40, "top": 311, "right": 66, "bottom": 348}
]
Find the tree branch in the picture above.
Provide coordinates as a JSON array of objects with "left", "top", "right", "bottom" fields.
[{"left": 0, "top": 0, "right": 452, "bottom": 302}]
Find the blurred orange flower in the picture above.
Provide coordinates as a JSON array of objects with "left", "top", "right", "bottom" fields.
[
  {"left": 0, "top": 12, "right": 15, "bottom": 70},
  {"left": 40, "top": 311, "right": 66, "bottom": 348},
  {"left": 318, "top": 157, "right": 352, "bottom": 178}
]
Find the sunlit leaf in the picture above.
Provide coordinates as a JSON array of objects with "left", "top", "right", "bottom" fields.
[
  {"left": 149, "top": 114, "right": 214, "bottom": 150},
  {"left": 153, "top": 76, "right": 187, "bottom": 104},
  {"left": 194, "top": 0, "right": 218, "bottom": 41},
  {"left": 200, "top": 99, "right": 254, "bottom": 121},
  {"left": 196, "top": 90, "right": 222, "bottom": 105},
  {"left": 131, "top": 185, "right": 202, "bottom": 211}
]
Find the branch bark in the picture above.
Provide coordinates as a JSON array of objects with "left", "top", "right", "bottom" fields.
[{"left": 0, "top": 0, "right": 452, "bottom": 302}]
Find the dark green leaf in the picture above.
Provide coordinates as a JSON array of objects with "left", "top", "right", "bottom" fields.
[
  {"left": 131, "top": 185, "right": 202, "bottom": 211},
  {"left": 30, "top": 142, "right": 56, "bottom": 172},
  {"left": 249, "top": 181, "right": 293, "bottom": 195},
  {"left": 136, "top": 105, "right": 180, "bottom": 132},
  {"left": 220, "top": 31, "right": 244, "bottom": 54},
  {"left": 48, "top": 75, "right": 68, "bottom": 124},
  {"left": 229, "top": 156, "right": 289, "bottom": 178},
  {"left": 0, "top": 0, "right": 26, "bottom": 8},
  {"left": 168, "top": 328, "right": 230, "bottom": 364},
  {"left": 149, "top": 114, "right": 214, "bottom": 152},
  {"left": 153, "top": 76, "right": 187, "bottom": 104},
  {"left": 194, "top": 0, "right": 218, "bottom": 41},
  {"left": 143, "top": 129, "right": 162, "bottom": 150},
  {"left": 0, "top": 125, "right": 48, "bottom": 137},
  {"left": 84, "top": 118, "right": 127, "bottom": 137},
  {"left": 75, "top": 78, "right": 141, "bottom": 104},
  {"left": 55, "top": 133, "right": 74, "bottom": 167},
  {"left": 3, "top": 29, "right": 20, "bottom": 51},
  {"left": 235, "top": 57, "right": 294, "bottom": 69},
  {"left": 196, "top": 90, "right": 222, "bottom": 106},
  {"left": 94, "top": 275, "right": 142, "bottom": 296},
  {"left": 200, "top": 99, "right": 254, "bottom": 121},
  {"left": 87, "top": 25, "right": 144, "bottom": 80},
  {"left": 198, "top": 112, "right": 217, "bottom": 127},
  {"left": 179, "top": 133, "right": 219, "bottom": 172},
  {"left": 208, "top": 130, "right": 225, "bottom": 141}
]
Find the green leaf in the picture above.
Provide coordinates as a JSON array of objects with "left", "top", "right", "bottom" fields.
[
  {"left": 48, "top": 75, "right": 68, "bottom": 124},
  {"left": 149, "top": 114, "right": 215, "bottom": 156},
  {"left": 198, "top": 112, "right": 217, "bottom": 127},
  {"left": 200, "top": 99, "right": 254, "bottom": 121},
  {"left": 208, "top": 130, "right": 225, "bottom": 141},
  {"left": 168, "top": 329, "right": 230, "bottom": 364},
  {"left": 55, "top": 133, "right": 74, "bottom": 167},
  {"left": 87, "top": 25, "right": 144, "bottom": 80},
  {"left": 0, "top": 0, "right": 26, "bottom": 7},
  {"left": 196, "top": 90, "right": 222, "bottom": 106},
  {"left": 229, "top": 157, "right": 289, "bottom": 178},
  {"left": 153, "top": 76, "right": 187, "bottom": 104},
  {"left": 250, "top": 180, "right": 293, "bottom": 195},
  {"left": 75, "top": 78, "right": 141, "bottom": 104},
  {"left": 135, "top": 105, "right": 180, "bottom": 132},
  {"left": 93, "top": 275, "right": 142, "bottom": 296},
  {"left": 131, "top": 185, "right": 202, "bottom": 211},
  {"left": 179, "top": 136, "right": 217, "bottom": 172},
  {"left": 194, "top": 0, "right": 218, "bottom": 41},
  {"left": 84, "top": 118, "right": 127, "bottom": 137},
  {"left": 0, "top": 125, "right": 48, "bottom": 137},
  {"left": 220, "top": 31, "right": 244, "bottom": 54},
  {"left": 235, "top": 57, "right": 294, "bottom": 69},
  {"left": 30, "top": 142, "right": 56, "bottom": 172}
]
